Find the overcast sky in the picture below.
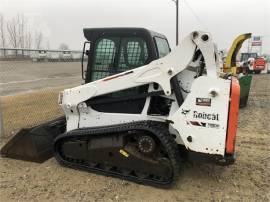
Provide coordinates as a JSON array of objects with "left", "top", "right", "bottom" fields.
[{"left": 0, "top": 0, "right": 269, "bottom": 53}]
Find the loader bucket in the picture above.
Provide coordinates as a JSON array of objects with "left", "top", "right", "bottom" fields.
[
  {"left": 0, "top": 116, "right": 66, "bottom": 163},
  {"left": 239, "top": 75, "right": 252, "bottom": 108}
]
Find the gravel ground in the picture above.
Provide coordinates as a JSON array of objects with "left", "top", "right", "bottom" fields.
[{"left": 0, "top": 74, "right": 269, "bottom": 202}]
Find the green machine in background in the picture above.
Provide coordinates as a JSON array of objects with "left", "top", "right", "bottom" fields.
[
  {"left": 238, "top": 75, "right": 252, "bottom": 107},
  {"left": 224, "top": 33, "right": 252, "bottom": 108}
]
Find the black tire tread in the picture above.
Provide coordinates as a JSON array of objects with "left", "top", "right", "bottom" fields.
[{"left": 54, "top": 121, "right": 180, "bottom": 187}]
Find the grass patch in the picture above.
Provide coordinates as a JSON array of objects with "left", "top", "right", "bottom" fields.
[{"left": 1, "top": 88, "right": 65, "bottom": 139}]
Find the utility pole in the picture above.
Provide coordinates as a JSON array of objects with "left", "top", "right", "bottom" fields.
[{"left": 172, "top": 0, "right": 179, "bottom": 45}]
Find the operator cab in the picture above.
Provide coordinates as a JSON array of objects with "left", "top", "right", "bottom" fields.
[{"left": 81, "top": 28, "right": 171, "bottom": 115}]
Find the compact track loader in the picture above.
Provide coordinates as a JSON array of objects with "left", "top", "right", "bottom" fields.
[{"left": 1, "top": 28, "right": 240, "bottom": 186}]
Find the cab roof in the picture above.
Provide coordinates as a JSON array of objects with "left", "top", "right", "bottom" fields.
[{"left": 83, "top": 27, "right": 167, "bottom": 42}]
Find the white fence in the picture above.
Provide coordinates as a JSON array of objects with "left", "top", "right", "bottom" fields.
[{"left": 0, "top": 47, "right": 84, "bottom": 61}]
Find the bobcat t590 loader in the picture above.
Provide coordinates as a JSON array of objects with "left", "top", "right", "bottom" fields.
[{"left": 1, "top": 28, "right": 240, "bottom": 186}]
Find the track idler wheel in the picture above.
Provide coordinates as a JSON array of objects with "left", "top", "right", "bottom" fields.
[{"left": 137, "top": 135, "right": 156, "bottom": 155}]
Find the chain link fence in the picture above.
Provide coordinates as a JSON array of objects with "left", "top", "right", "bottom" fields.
[
  {"left": 0, "top": 99, "right": 3, "bottom": 138},
  {"left": 0, "top": 48, "right": 86, "bottom": 142}
]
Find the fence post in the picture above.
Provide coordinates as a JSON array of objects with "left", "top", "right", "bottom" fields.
[{"left": 0, "top": 98, "right": 3, "bottom": 138}]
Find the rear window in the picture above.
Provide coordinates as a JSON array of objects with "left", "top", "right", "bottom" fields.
[{"left": 154, "top": 37, "right": 170, "bottom": 58}]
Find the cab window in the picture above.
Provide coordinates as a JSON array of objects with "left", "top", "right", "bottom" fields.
[
  {"left": 92, "top": 37, "right": 149, "bottom": 81},
  {"left": 154, "top": 37, "right": 170, "bottom": 58}
]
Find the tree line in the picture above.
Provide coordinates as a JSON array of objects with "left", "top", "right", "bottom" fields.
[{"left": 0, "top": 13, "right": 44, "bottom": 55}]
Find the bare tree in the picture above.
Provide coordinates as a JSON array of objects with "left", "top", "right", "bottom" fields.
[
  {"left": 0, "top": 13, "right": 6, "bottom": 56},
  {"left": 24, "top": 30, "right": 32, "bottom": 57},
  {"left": 6, "top": 15, "right": 20, "bottom": 55},
  {"left": 59, "top": 43, "right": 69, "bottom": 50},
  {"left": 35, "top": 31, "right": 43, "bottom": 49},
  {"left": 18, "top": 14, "right": 28, "bottom": 56},
  {"left": 25, "top": 31, "right": 32, "bottom": 49},
  {"left": 46, "top": 40, "right": 50, "bottom": 50},
  {"left": 5, "top": 13, "right": 44, "bottom": 57}
]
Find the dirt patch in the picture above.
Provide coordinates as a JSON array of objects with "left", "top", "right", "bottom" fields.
[{"left": 0, "top": 74, "right": 269, "bottom": 202}]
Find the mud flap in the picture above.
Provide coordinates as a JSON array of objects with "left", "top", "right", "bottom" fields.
[{"left": 0, "top": 116, "right": 66, "bottom": 163}]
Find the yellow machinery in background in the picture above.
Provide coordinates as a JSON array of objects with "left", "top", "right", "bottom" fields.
[
  {"left": 223, "top": 33, "right": 252, "bottom": 108},
  {"left": 224, "top": 33, "right": 251, "bottom": 75}
]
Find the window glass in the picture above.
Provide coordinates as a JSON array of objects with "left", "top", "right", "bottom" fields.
[
  {"left": 241, "top": 53, "right": 249, "bottom": 61},
  {"left": 249, "top": 53, "right": 258, "bottom": 58},
  {"left": 118, "top": 37, "right": 148, "bottom": 71},
  {"left": 92, "top": 37, "right": 117, "bottom": 81},
  {"left": 241, "top": 53, "right": 258, "bottom": 61},
  {"left": 91, "top": 37, "right": 148, "bottom": 81},
  {"left": 155, "top": 37, "right": 170, "bottom": 58}
]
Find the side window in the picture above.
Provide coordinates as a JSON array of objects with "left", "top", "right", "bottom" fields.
[
  {"left": 241, "top": 53, "right": 250, "bottom": 61},
  {"left": 92, "top": 38, "right": 117, "bottom": 81},
  {"left": 118, "top": 37, "right": 149, "bottom": 71},
  {"left": 155, "top": 37, "right": 170, "bottom": 58}
]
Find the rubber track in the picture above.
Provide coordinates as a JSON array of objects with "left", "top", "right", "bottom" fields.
[{"left": 54, "top": 121, "right": 180, "bottom": 187}]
